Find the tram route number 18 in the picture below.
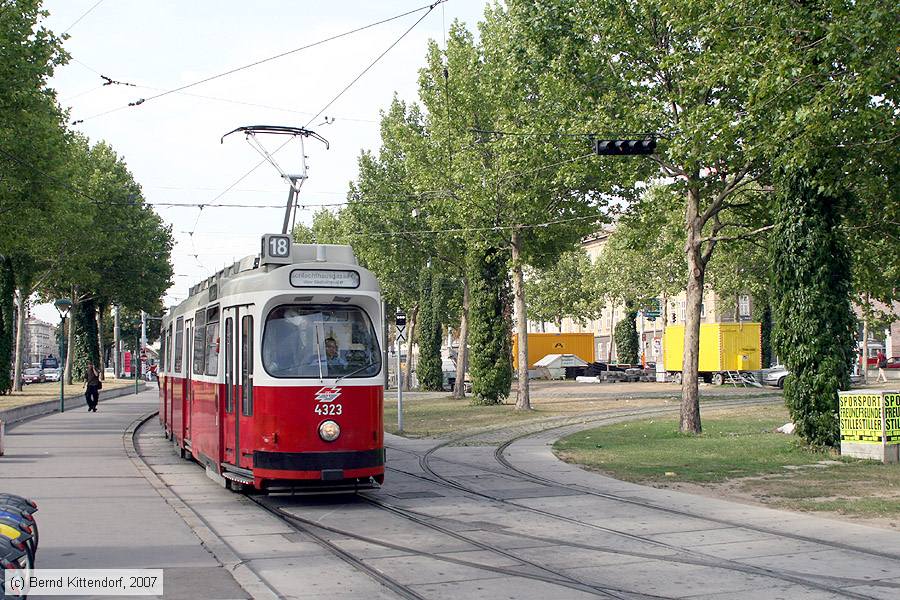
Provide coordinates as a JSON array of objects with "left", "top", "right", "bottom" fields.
[
  {"left": 315, "top": 403, "right": 343, "bottom": 416},
  {"left": 268, "top": 235, "right": 291, "bottom": 257}
]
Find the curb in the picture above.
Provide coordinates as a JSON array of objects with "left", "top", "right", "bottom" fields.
[
  {"left": 0, "top": 382, "right": 150, "bottom": 427},
  {"left": 124, "top": 411, "right": 279, "bottom": 600}
]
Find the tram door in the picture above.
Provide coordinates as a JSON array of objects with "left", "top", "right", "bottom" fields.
[
  {"left": 222, "top": 310, "right": 237, "bottom": 466},
  {"left": 184, "top": 320, "right": 193, "bottom": 444},
  {"left": 237, "top": 313, "right": 254, "bottom": 470}
]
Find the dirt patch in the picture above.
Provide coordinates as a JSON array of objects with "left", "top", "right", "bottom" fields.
[{"left": 657, "top": 467, "right": 900, "bottom": 531}]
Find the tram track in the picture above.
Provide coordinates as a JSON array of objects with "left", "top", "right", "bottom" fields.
[
  {"left": 129, "top": 398, "right": 896, "bottom": 600},
  {"left": 130, "top": 411, "right": 654, "bottom": 599},
  {"left": 254, "top": 495, "right": 662, "bottom": 600},
  {"left": 389, "top": 398, "right": 900, "bottom": 562},
  {"left": 381, "top": 397, "right": 892, "bottom": 599}
]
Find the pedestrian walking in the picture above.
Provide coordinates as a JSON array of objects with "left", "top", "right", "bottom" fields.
[
  {"left": 84, "top": 362, "right": 101, "bottom": 412},
  {"left": 876, "top": 350, "right": 888, "bottom": 383}
]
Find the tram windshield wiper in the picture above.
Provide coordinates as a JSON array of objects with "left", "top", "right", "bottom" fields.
[{"left": 334, "top": 361, "right": 380, "bottom": 385}]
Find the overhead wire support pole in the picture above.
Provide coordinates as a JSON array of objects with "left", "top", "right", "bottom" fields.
[{"left": 282, "top": 186, "right": 298, "bottom": 236}]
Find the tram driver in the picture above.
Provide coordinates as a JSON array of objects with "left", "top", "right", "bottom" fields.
[{"left": 324, "top": 337, "right": 348, "bottom": 370}]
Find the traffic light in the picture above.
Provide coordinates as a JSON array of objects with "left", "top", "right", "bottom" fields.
[{"left": 593, "top": 139, "right": 657, "bottom": 155}]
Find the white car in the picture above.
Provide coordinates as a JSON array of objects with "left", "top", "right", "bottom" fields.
[
  {"left": 44, "top": 368, "right": 61, "bottom": 382},
  {"left": 761, "top": 365, "right": 861, "bottom": 388},
  {"left": 761, "top": 365, "right": 789, "bottom": 388}
]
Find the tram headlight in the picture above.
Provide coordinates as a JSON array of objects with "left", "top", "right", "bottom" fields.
[{"left": 318, "top": 420, "right": 341, "bottom": 442}]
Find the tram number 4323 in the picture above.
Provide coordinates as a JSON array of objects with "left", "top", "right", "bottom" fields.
[{"left": 315, "top": 403, "right": 343, "bottom": 416}]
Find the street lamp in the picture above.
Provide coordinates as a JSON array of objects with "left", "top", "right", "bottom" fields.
[{"left": 54, "top": 298, "right": 73, "bottom": 413}]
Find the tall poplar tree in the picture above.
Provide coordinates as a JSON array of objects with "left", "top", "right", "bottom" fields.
[{"left": 772, "top": 169, "right": 855, "bottom": 447}]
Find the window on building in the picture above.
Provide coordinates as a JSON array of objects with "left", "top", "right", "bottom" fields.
[{"left": 679, "top": 300, "right": 686, "bottom": 323}]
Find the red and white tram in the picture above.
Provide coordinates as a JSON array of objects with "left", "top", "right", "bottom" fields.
[{"left": 158, "top": 234, "right": 385, "bottom": 491}]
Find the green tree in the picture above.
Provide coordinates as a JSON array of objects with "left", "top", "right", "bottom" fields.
[
  {"left": 345, "top": 101, "right": 432, "bottom": 391},
  {"left": 467, "top": 244, "right": 512, "bottom": 405},
  {"left": 614, "top": 306, "right": 639, "bottom": 365},
  {"left": 419, "top": 17, "right": 607, "bottom": 410},
  {"left": 40, "top": 139, "right": 173, "bottom": 382},
  {"left": 525, "top": 249, "right": 601, "bottom": 330},
  {"left": 509, "top": 0, "right": 897, "bottom": 432},
  {"left": 596, "top": 187, "right": 685, "bottom": 309},
  {"left": 416, "top": 267, "right": 444, "bottom": 391},
  {"left": 772, "top": 170, "right": 856, "bottom": 448},
  {"left": 0, "top": 0, "right": 72, "bottom": 389},
  {"left": 0, "top": 257, "right": 13, "bottom": 394},
  {"left": 292, "top": 208, "right": 348, "bottom": 245},
  {"left": 71, "top": 297, "right": 100, "bottom": 381}
]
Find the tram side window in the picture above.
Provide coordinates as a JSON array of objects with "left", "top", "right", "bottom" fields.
[
  {"left": 160, "top": 329, "right": 166, "bottom": 372},
  {"left": 205, "top": 305, "right": 220, "bottom": 376},
  {"left": 193, "top": 308, "right": 206, "bottom": 375},
  {"left": 241, "top": 315, "right": 253, "bottom": 416},
  {"left": 166, "top": 324, "right": 173, "bottom": 372},
  {"left": 174, "top": 317, "right": 184, "bottom": 373}
]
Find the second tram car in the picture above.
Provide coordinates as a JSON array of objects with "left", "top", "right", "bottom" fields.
[{"left": 158, "top": 234, "right": 385, "bottom": 491}]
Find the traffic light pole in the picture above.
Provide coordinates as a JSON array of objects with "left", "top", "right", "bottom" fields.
[
  {"left": 396, "top": 340, "right": 403, "bottom": 433},
  {"left": 395, "top": 309, "right": 406, "bottom": 434}
]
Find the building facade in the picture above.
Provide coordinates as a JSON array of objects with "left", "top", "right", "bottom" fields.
[
  {"left": 24, "top": 317, "right": 58, "bottom": 367},
  {"left": 530, "top": 229, "right": 758, "bottom": 365}
]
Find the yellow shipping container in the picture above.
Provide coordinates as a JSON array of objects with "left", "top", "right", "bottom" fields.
[
  {"left": 512, "top": 333, "right": 596, "bottom": 370},
  {"left": 663, "top": 323, "right": 761, "bottom": 378}
]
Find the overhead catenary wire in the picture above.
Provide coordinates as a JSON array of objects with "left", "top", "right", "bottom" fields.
[
  {"left": 303, "top": 0, "right": 446, "bottom": 128},
  {"left": 129, "top": 85, "right": 378, "bottom": 124},
  {"left": 76, "top": 1, "right": 445, "bottom": 123},
  {"left": 61, "top": 0, "right": 105, "bottom": 34},
  {"left": 185, "top": 0, "right": 446, "bottom": 239}
]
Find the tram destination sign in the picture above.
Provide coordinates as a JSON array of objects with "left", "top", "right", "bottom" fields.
[{"left": 290, "top": 269, "right": 360, "bottom": 289}]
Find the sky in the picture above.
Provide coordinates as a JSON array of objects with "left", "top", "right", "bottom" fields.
[{"left": 32, "top": 0, "right": 488, "bottom": 323}]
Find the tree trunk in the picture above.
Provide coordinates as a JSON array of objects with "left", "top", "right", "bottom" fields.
[
  {"left": 13, "top": 289, "right": 26, "bottom": 392},
  {"left": 681, "top": 188, "right": 704, "bottom": 434},
  {"left": 402, "top": 304, "right": 418, "bottom": 392},
  {"left": 452, "top": 278, "right": 470, "bottom": 398},
  {"left": 608, "top": 307, "right": 615, "bottom": 362},
  {"left": 511, "top": 230, "right": 531, "bottom": 410},
  {"left": 113, "top": 305, "right": 120, "bottom": 377},
  {"left": 662, "top": 292, "right": 669, "bottom": 330},
  {"left": 861, "top": 308, "right": 869, "bottom": 383},
  {"left": 95, "top": 305, "right": 104, "bottom": 381}
]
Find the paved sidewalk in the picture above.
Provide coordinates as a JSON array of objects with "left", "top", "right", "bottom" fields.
[{"left": 1, "top": 390, "right": 248, "bottom": 599}]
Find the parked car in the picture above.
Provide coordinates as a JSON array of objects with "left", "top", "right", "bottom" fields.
[
  {"left": 43, "top": 368, "right": 60, "bottom": 382},
  {"left": 21, "top": 368, "right": 45, "bottom": 384},
  {"left": 762, "top": 365, "right": 863, "bottom": 388},
  {"left": 761, "top": 365, "right": 789, "bottom": 388},
  {"left": 885, "top": 357, "right": 900, "bottom": 369}
]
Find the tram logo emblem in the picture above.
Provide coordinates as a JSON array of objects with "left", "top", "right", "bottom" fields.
[{"left": 315, "top": 386, "right": 342, "bottom": 403}]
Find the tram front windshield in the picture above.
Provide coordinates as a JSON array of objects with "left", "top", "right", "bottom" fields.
[{"left": 263, "top": 305, "right": 381, "bottom": 379}]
